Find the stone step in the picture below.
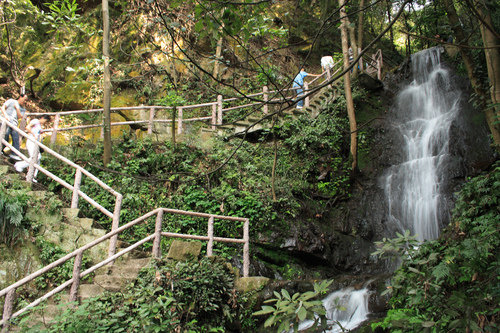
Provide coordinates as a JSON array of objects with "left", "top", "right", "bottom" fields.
[
  {"left": 291, "top": 109, "right": 306, "bottom": 115},
  {"left": 27, "top": 190, "right": 48, "bottom": 200},
  {"left": 0, "top": 165, "right": 9, "bottom": 175},
  {"left": 217, "top": 124, "right": 234, "bottom": 130},
  {"left": 94, "top": 275, "right": 132, "bottom": 292},
  {"left": 61, "top": 208, "right": 80, "bottom": 222},
  {"left": 247, "top": 116, "right": 261, "bottom": 123},
  {"left": 79, "top": 284, "right": 105, "bottom": 301},
  {"left": 116, "top": 257, "right": 151, "bottom": 269},
  {"left": 234, "top": 120, "right": 252, "bottom": 127},
  {"left": 76, "top": 218, "right": 93, "bottom": 230}
]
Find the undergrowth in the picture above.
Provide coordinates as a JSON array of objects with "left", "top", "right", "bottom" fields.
[{"left": 19, "top": 257, "right": 250, "bottom": 332}]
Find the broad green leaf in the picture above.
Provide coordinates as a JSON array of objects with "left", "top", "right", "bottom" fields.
[
  {"left": 297, "top": 307, "right": 307, "bottom": 321},
  {"left": 282, "top": 289, "right": 291, "bottom": 301},
  {"left": 264, "top": 314, "right": 276, "bottom": 327}
]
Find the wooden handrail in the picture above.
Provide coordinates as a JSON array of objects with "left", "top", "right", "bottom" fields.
[
  {"left": 0, "top": 116, "right": 121, "bottom": 212},
  {"left": 0, "top": 207, "right": 249, "bottom": 328},
  {"left": 22, "top": 53, "right": 383, "bottom": 142}
]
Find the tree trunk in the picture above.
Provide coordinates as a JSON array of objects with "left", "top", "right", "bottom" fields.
[
  {"left": 102, "top": 0, "right": 112, "bottom": 165},
  {"left": 340, "top": 0, "right": 358, "bottom": 173},
  {"left": 443, "top": 0, "right": 500, "bottom": 149},
  {"left": 348, "top": 16, "right": 359, "bottom": 78},
  {"left": 386, "top": 0, "right": 394, "bottom": 51},
  {"left": 477, "top": 0, "right": 500, "bottom": 150},
  {"left": 213, "top": 35, "right": 224, "bottom": 79},
  {"left": 357, "top": 0, "right": 365, "bottom": 69}
]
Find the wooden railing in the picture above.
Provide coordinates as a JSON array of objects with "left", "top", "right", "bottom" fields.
[
  {"left": 0, "top": 115, "right": 123, "bottom": 260},
  {"left": 0, "top": 207, "right": 249, "bottom": 330},
  {"left": 22, "top": 69, "right": 341, "bottom": 143},
  {"left": 360, "top": 49, "right": 383, "bottom": 80}
]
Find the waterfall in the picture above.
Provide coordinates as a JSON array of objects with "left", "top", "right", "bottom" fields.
[
  {"left": 384, "top": 47, "right": 460, "bottom": 241},
  {"left": 297, "top": 287, "right": 371, "bottom": 332}
]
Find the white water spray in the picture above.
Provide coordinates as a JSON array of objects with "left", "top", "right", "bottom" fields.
[
  {"left": 385, "top": 48, "right": 460, "bottom": 241},
  {"left": 297, "top": 287, "right": 371, "bottom": 332}
]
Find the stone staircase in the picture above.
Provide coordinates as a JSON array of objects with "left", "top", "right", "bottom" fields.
[
  {"left": 211, "top": 84, "right": 338, "bottom": 137},
  {"left": 0, "top": 160, "right": 113, "bottom": 326},
  {"left": 0, "top": 163, "right": 109, "bottom": 263}
]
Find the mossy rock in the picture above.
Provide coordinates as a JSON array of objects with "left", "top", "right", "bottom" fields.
[{"left": 166, "top": 240, "right": 203, "bottom": 260}]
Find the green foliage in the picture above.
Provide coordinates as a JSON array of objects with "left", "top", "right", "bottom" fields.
[
  {"left": 278, "top": 101, "right": 351, "bottom": 198},
  {"left": 22, "top": 257, "right": 245, "bottom": 332},
  {"left": 373, "top": 162, "right": 500, "bottom": 332},
  {"left": 0, "top": 185, "right": 27, "bottom": 245},
  {"left": 34, "top": 237, "right": 92, "bottom": 290},
  {"left": 253, "top": 279, "right": 336, "bottom": 333},
  {"left": 372, "top": 230, "right": 420, "bottom": 262}
]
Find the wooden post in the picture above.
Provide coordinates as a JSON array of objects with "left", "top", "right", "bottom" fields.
[
  {"left": 50, "top": 114, "right": 60, "bottom": 145},
  {"left": 378, "top": 51, "right": 383, "bottom": 80},
  {"left": 207, "top": 216, "right": 214, "bottom": 256},
  {"left": 243, "top": 219, "right": 249, "bottom": 277},
  {"left": 26, "top": 143, "right": 40, "bottom": 183},
  {"left": 377, "top": 57, "right": 381, "bottom": 80},
  {"left": 0, "top": 122, "right": 7, "bottom": 152},
  {"left": 217, "top": 95, "right": 223, "bottom": 125},
  {"left": 71, "top": 169, "right": 82, "bottom": 209},
  {"left": 358, "top": 47, "right": 363, "bottom": 70},
  {"left": 20, "top": 115, "right": 27, "bottom": 132},
  {"left": 171, "top": 106, "right": 176, "bottom": 145},
  {"left": 1, "top": 289, "right": 16, "bottom": 332},
  {"left": 69, "top": 250, "right": 84, "bottom": 304},
  {"left": 107, "top": 194, "right": 123, "bottom": 261},
  {"left": 304, "top": 82, "right": 310, "bottom": 107},
  {"left": 177, "top": 107, "right": 183, "bottom": 135},
  {"left": 212, "top": 103, "right": 217, "bottom": 130},
  {"left": 263, "top": 86, "right": 268, "bottom": 114},
  {"left": 152, "top": 209, "right": 164, "bottom": 259},
  {"left": 147, "top": 107, "right": 155, "bottom": 135}
]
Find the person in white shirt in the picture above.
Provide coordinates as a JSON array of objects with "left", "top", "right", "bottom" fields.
[
  {"left": 14, "top": 115, "right": 50, "bottom": 181},
  {"left": 1, "top": 94, "right": 28, "bottom": 160},
  {"left": 321, "top": 52, "right": 335, "bottom": 79}
]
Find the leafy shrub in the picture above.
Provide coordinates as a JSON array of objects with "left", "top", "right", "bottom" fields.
[
  {"left": 34, "top": 237, "right": 92, "bottom": 290},
  {"left": 253, "top": 279, "right": 338, "bottom": 333},
  {"left": 22, "top": 257, "right": 245, "bottom": 332},
  {"left": 0, "top": 185, "right": 27, "bottom": 245}
]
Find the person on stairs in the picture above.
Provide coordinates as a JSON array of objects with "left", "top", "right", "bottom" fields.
[
  {"left": 293, "top": 68, "right": 320, "bottom": 109},
  {"left": 14, "top": 115, "right": 50, "bottom": 182},
  {"left": 321, "top": 52, "right": 335, "bottom": 79},
  {"left": 1, "top": 94, "right": 28, "bottom": 160}
]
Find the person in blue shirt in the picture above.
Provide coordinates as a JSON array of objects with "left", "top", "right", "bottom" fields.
[{"left": 292, "top": 68, "right": 320, "bottom": 108}]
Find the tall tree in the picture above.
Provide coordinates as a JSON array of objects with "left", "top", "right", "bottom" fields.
[
  {"left": 443, "top": 0, "right": 500, "bottom": 149},
  {"left": 339, "top": 0, "right": 358, "bottom": 173},
  {"left": 475, "top": 0, "right": 500, "bottom": 150},
  {"left": 102, "top": 0, "right": 112, "bottom": 165}
]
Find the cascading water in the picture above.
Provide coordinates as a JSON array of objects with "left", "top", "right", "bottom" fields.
[
  {"left": 297, "top": 287, "right": 371, "bottom": 333},
  {"left": 384, "top": 47, "right": 460, "bottom": 241},
  {"left": 295, "top": 48, "right": 465, "bottom": 333}
]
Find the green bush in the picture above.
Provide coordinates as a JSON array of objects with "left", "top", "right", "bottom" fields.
[{"left": 21, "top": 257, "right": 246, "bottom": 332}]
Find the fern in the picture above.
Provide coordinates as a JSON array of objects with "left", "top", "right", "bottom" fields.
[{"left": 431, "top": 261, "right": 450, "bottom": 281}]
